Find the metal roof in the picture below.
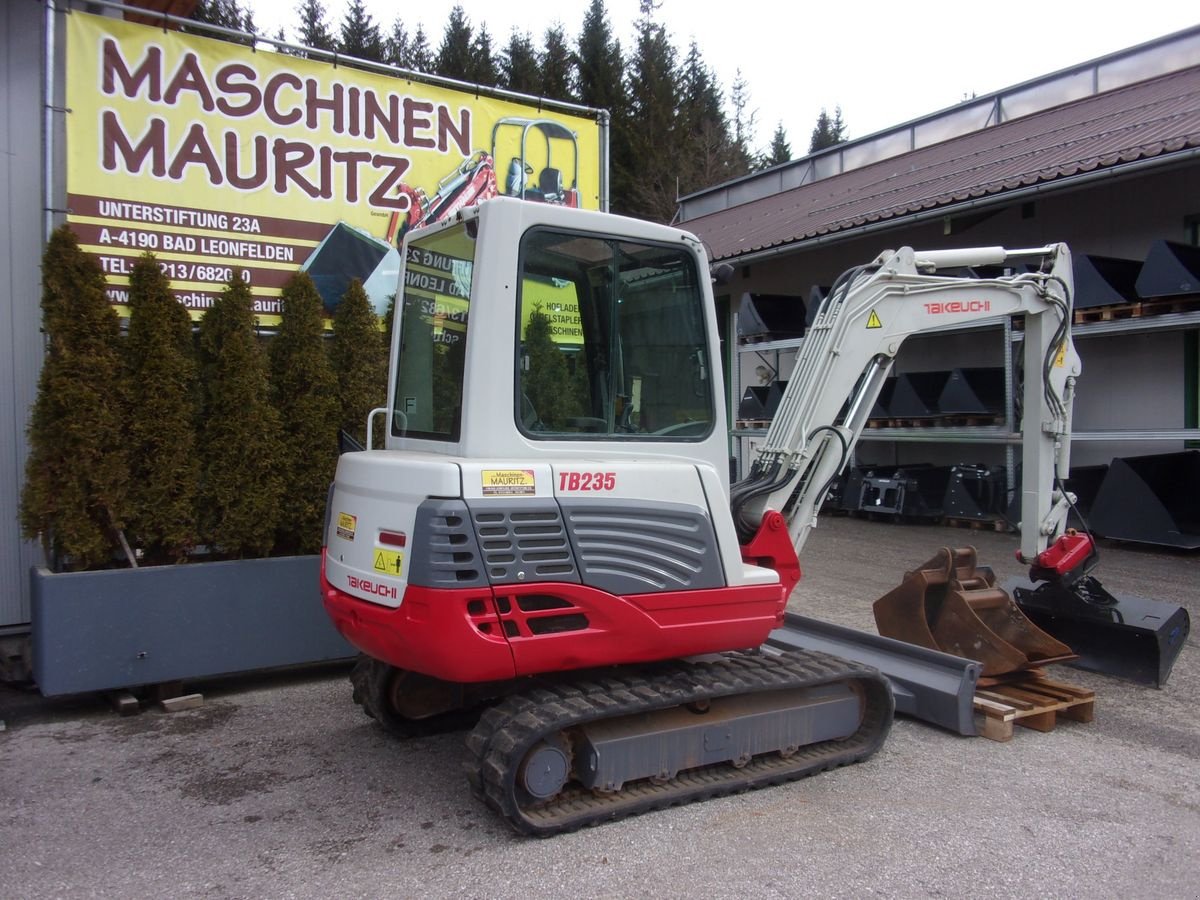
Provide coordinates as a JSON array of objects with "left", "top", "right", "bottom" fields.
[{"left": 688, "top": 66, "right": 1200, "bottom": 263}]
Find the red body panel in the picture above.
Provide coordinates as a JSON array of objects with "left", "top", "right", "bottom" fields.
[
  {"left": 740, "top": 510, "right": 803, "bottom": 598},
  {"left": 322, "top": 551, "right": 787, "bottom": 683}
]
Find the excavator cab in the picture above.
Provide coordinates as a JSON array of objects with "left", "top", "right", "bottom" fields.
[
  {"left": 325, "top": 198, "right": 893, "bottom": 834},
  {"left": 337, "top": 198, "right": 779, "bottom": 687}
]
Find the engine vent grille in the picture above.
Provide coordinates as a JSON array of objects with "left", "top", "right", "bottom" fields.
[
  {"left": 562, "top": 501, "right": 724, "bottom": 595},
  {"left": 471, "top": 503, "right": 581, "bottom": 584}
]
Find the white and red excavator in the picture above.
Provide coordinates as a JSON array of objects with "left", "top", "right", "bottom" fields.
[{"left": 320, "top": 198, "right": 1188, "bottom": 835}]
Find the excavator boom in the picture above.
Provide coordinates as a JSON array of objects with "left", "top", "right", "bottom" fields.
[
  {"left": 733, "top": 242, "right": 1186, "bottom": 685},
  {"left": 733, "top": 243, "right": 1079, "bottom": 564}
]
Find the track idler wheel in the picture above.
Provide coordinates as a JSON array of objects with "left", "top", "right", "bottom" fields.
[
  {"left": 517, "top": 733, "right": 574, "bottom": 802},
  {"left": 873, "top": 547, "right": 1076, "bottom": 677}
]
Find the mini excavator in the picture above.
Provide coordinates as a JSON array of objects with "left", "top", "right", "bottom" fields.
[{"left": 321, "top": 198, "right": 1187, "bottom": 835}]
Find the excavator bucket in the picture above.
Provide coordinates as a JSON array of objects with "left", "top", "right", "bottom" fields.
[
  {"left": 1008, "top": 576, "right": 1190, "bottom": 687},
  {"left": 873, "top": 547, "right": 1076, "bottom": 677}
]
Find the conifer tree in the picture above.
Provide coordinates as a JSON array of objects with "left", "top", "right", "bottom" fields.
[
  {"left": 407, "top": 24, "right": 434, "bottom": 71},
  {"left": 435, "top": 6, "right": 474, "bottom": 80},
  {"left": 729, "top": 70, "right": 757, "bottom": 173},
  {"left": 189, "top": 0, "right": 256, "bottom": 45},
  {"left": 124, "top": 254, "right": 200, "bottom": 563},
  {"left": 339, "top": 0, "right": 384, "bottom": 61},
  {"left": 385, "top": 19, "right": 412, "bottom": 67},
  {"left": 502, "top": 30, "right": 541, "bottom": 94},
  {"left": 295, "top": 0, "right": 335, "bottom": 51},
  {"left": 269, "top": 273, "right": 341, "bottom": 554},
  {"left": 466, "top": 25, "right": 500, "bottom": 86},
  {"left": 809, "top": 106, "right": 847, "bottom": 153},
  {"left": 382, "top": 293, "right": 396, "bottom": 350},
  {"left": 758, "top": 123, "right": 793, "bottom": 169},
  {"left": 622, "top": 1, "right": 680, "bottom": 221},
  {"left": 540, "top": 24, "right": 575, "bottom": 101},
  {"left": 576, "top": 0, "right": 630, "bottom": 209},
  {"left": 576, "top": 0, "right": 623, "bottom": 112},
  {"left": 331, "top": 279, "right": 388, "bottom": 449},
  {"left": 20, "top": 227, "right": 129, "bottom": 569},
  {"left": 196, "top": 274, "right": 284, "bottom": 558},
  {"left": 677, "top": 41, "right": 746, "bottom": 194}
]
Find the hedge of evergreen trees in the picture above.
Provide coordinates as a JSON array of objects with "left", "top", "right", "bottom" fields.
[
  {"left": 20, "top": 228, "right": 130, "bottom": 570},
  {"left": 192, "top": 0, "right": 813, "bottom": 223},
  {"left": 20, "top": 228, "right": 385, "bottom": 570}
]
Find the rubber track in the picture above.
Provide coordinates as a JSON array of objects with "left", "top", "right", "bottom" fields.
[{"left": 465, "top": 649, "right": 894, "bottom": 836}]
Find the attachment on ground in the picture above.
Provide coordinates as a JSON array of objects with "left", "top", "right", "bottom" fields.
[
  {"left": 1007, "top": 575, "right": 1190, "bottom": 687},
  {"left": 873, "top": 547, "right": 1076, "bottom": 677}
]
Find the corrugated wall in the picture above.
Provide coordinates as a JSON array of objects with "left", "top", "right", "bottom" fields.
[{"left": 1, "top": 0, "right": 49, "bottom": 628}]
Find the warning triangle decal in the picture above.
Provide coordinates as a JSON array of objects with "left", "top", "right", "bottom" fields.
[{"left": 866, "top": 310, "right": 882, "bottom": 329}]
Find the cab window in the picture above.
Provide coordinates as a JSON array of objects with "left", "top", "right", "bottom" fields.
[
  {"left": 391, "top": 223, "right": 475, "bottom": 441},
  {"left": 516, "top": 228, "right": 713, "bottom": 440}
]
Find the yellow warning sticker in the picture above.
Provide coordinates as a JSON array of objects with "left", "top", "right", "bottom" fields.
[
  {"left": 1054, "top": 343, "right": 1067, "bottom": 368},
  {"left": 373, "top": 549, "right": 404, "bottom": 576},
  {"left": 482, "top": 469, "right": 536, "bottom": 496},
  {"left": 336, "top": 512, "right": 357, "bottom": 541},
  {"left": 866, "top": 310, "right": 883, "bottom": 329}
]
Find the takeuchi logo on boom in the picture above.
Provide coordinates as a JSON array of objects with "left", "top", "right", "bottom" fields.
[
  {"left": 923, "top": 299, "right": 992, "bottom": 314},
  {"left": 98, "top": 37, "right": 473, "bottom": 208}
]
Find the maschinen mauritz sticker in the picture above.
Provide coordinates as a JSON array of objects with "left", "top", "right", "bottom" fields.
[
  {"left": 482, "top": 469, "right": 536, "bottom": 496},
  {"left": 336, "top": 512, "right": 357, "bottom": 540}
]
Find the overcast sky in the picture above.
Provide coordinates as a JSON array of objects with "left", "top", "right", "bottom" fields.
[{"left": 247, "top": 0, "right": 1198, "bottom": 153}]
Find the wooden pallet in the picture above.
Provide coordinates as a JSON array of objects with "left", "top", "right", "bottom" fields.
[
  {"left": 1073, "top": 295, "right": 1200, "bottom": 325},
  {"left": 973, "top": 675, "right": 1095, "bottom": 742},
  {"left": 868, "top": 415, "right": 1004, "bottom": 429},
  {"left": 1074, "top": 302, "right": 1144, "bottom": 324},
  {"left": 944, "top": 515, "right": 1010, "bottom": 532}
]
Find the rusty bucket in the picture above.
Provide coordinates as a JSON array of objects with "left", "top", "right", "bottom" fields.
[{"left": 873, "top": 547, "right": 1076, "bottom": 677}]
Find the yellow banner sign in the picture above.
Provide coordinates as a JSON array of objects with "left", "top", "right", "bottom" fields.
[{"left": 65, "top": 13, "right": 603, "bottom": 326}]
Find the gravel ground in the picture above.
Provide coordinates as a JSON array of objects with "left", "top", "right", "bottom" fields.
[{"left": 1, "top": 515, "right": 1197, "bottom": 899}]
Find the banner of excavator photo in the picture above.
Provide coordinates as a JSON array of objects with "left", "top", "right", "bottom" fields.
[{"left": 64, "top": 12, "right": 603, "bottom": 328}]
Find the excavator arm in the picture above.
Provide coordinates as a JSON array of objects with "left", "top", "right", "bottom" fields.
[
  {"left": 743, "top": 242, "right": 1187, "bottom": 687},
  {"left": 732, "top": 244, "right": 1080, "bottom": 567}
]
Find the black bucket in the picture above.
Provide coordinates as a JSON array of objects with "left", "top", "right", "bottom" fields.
[
  {"left": 1010, "top": 576, "right": 1191, "bottom": 687},
  {"left": 1134, "top": 240, "right": 1200, "bottom": 298},
  {"left": 1088, "top": 452, "right": 1200, "bottom": 549},
  {"left": 1073, "top": 253, "right": 1142, "bottom": 308},
  {"left": 870, "top": 375, "right": 898, "bottom": 420},
  {"left": 887, "top": 371, "right": 950, "bottom": 419},
  {"left": 738, "top": 293, "right": 807, "bottom": 339},
  {"left": 737, "top": 386, "right": 769, "bottom": 420},
  {"left": 763, "top": 380, "right": 789, "bottom": 418},
  {"left": 937, "top": 368, "right": 1005, "bottom": 417}
]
